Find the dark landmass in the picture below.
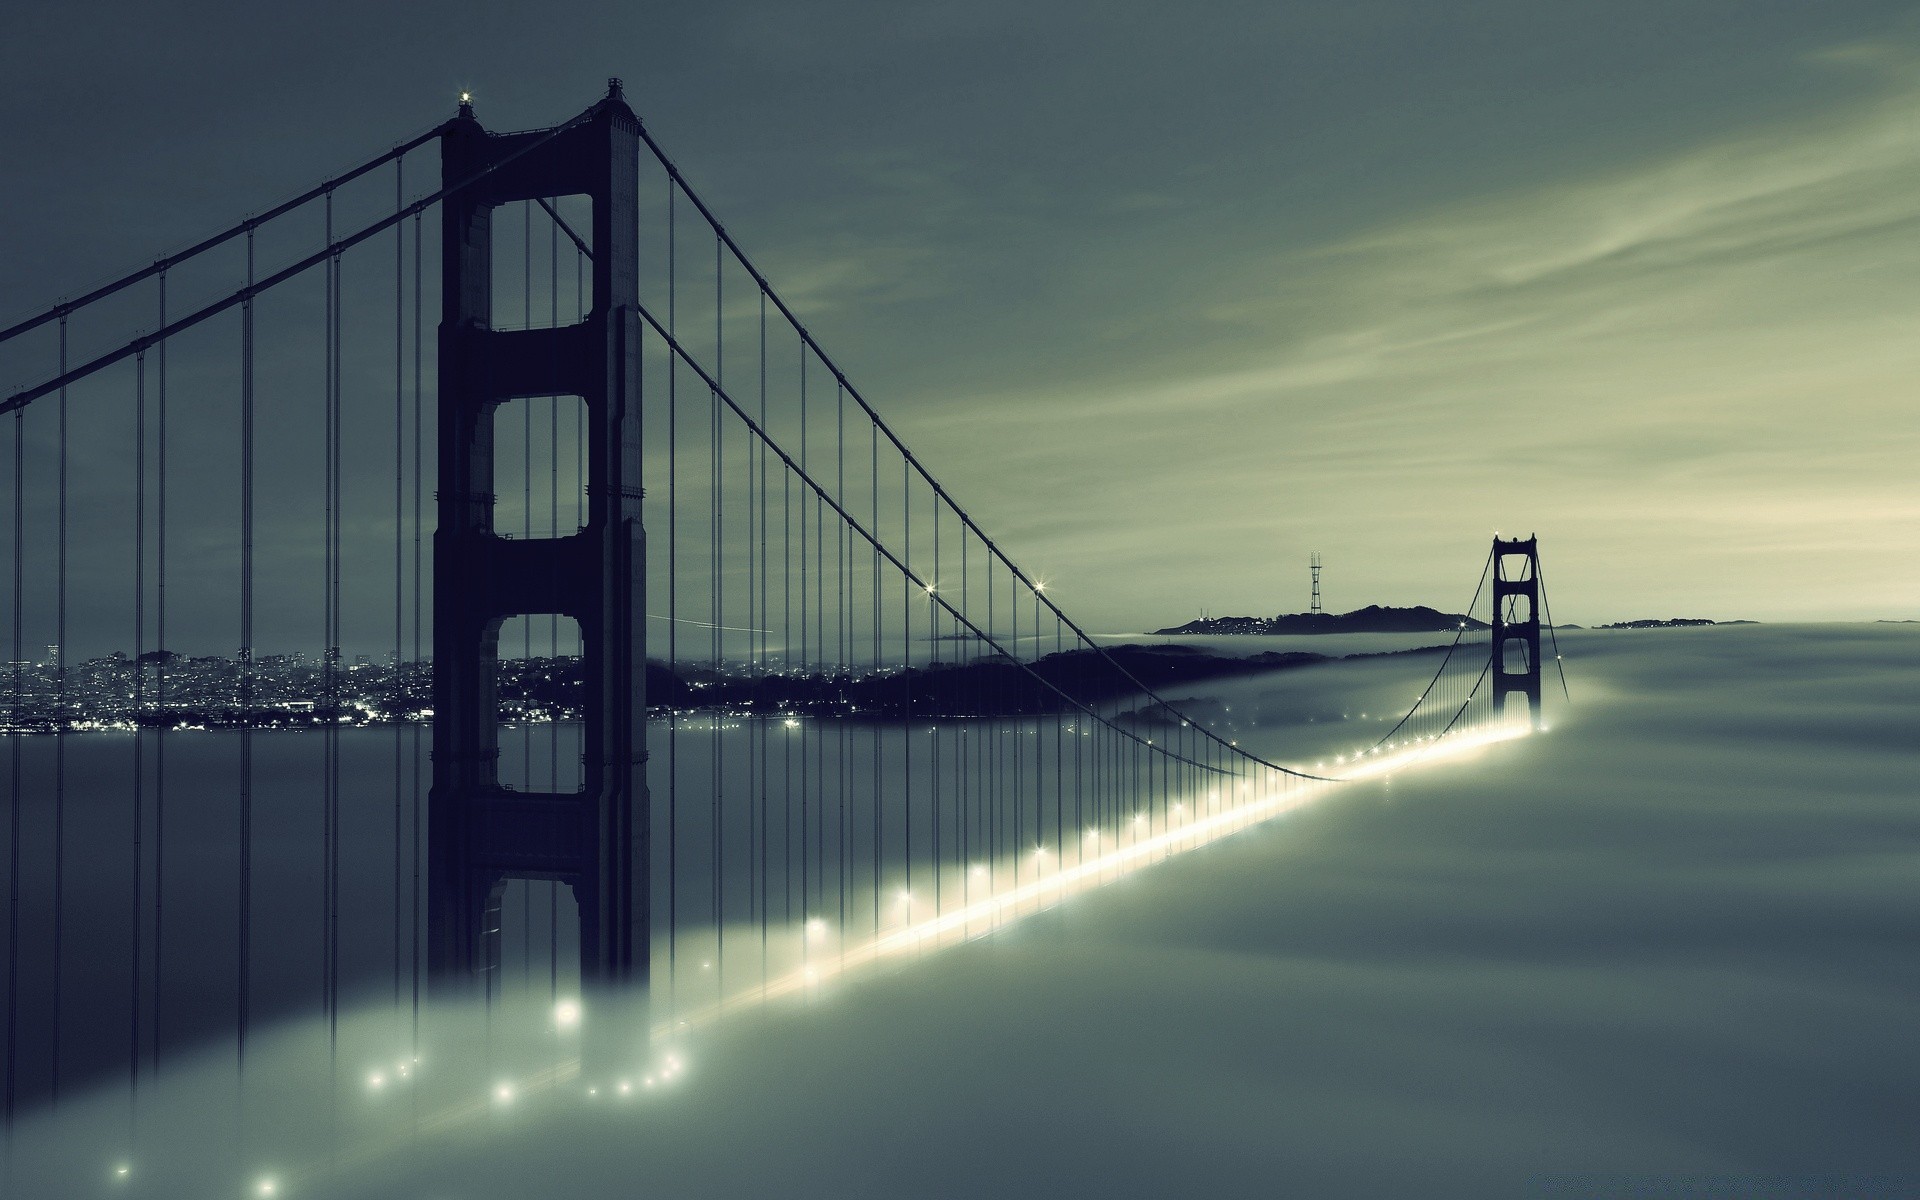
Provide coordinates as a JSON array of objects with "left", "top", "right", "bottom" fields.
[
  {"left": 1597, "top": 618, "right": 1758, "bottom": 629},
  {"left": 1154, "top": 604, "right": 1486, "bottom": 636},
  {"left": 6, "top": 642, "right": 1441, "bottom": 730},
  {"left": 706, "top": 644, "right": 1328, "bottom": 718}
]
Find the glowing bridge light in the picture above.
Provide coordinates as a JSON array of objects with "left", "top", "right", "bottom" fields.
[
  {"left": 366, "top": 1070, "right": 386, "bottom": 1091},
  {"left": 256, "top": 1178, "right": 278, "bottom": 1198},
  {"left": 650, "top": 721, "right": 1531, "bottom": 1037},
  {"left": 114, "top": 1164, "right": 131, "bottom": 1179},
  {"left": 554, "top": 997, "right": 583, "bottom": 1029},
  {"left": 494, "top": 1082, "right": 515, "bottom": 1104},
  {"left": 783, "top": 717, "right": 801, "bottom": 729}
]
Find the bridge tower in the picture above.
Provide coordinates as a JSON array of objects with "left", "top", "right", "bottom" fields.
[
  {"left": 1489, "top": 535, "right": 1542, "bottom": 729},
  {"left": 1310, "top": 552, "right": 1323, "bottom": 615},
  {"left": 427, "top": 83, "right": 648, "bottom": 993}
]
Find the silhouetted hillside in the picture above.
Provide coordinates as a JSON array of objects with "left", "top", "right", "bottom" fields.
[{"left": 1155, "top": 605, "right": 1485, "bottom": 636}]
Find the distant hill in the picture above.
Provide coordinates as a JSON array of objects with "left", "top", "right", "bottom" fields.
[{"left": 1154, "top": 605, "right": 1487, "bottom": 636}]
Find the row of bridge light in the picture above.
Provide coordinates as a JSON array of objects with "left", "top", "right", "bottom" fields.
[{"left": 101, "top": 716, "right": 1532, "bottom": 1196}]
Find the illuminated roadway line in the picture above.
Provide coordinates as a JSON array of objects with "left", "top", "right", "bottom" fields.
[
  {"left": 659, "top": 720, "right": 1534, "bottom": 1031},
  {"left": 241, "top": 721, "right": 1532, "bottom": 1196}
]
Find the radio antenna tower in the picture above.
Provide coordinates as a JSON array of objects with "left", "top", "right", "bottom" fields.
[{"left": 1310, "top": 552, "right": 1323, "bottom": 615}]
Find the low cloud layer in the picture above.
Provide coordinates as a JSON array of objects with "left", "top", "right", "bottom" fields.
[{"left": 8, "top": 624, "right": 1915, "bottom": 1197}]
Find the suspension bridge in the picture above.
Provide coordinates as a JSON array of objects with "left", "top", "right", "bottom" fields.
[{"left": 0, "top": 82, "right": 1564, "bottom": 1187}]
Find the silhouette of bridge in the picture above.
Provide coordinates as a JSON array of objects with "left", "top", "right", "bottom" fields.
[{"left": 0, "top": 82, "right": 1563, "bottom": 1156}]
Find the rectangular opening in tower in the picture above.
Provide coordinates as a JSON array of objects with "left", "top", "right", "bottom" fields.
[
  {"left": 1499, "top": 636, "right": 1534, "bottom": 674},
  {"left": 1496, "top": 551, "right": 1536, "bottom": 583},
  {"left": 496, "top": 613, "right": 586, "bottom": 795},
  {"left": 493, "top": 877, "right": 584, "bottom": 1007},
  {"left": 493, "top": 394, "right": 589, "bottom": 539},
  {"left": 489, "top": 196, "right": 595, "bottom": 331}
]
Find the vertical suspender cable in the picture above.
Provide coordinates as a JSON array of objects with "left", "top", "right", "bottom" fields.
[
  {"left": 1053, "top": 611, "right": 1062, "bottom": 859},
  {"left": 410, "top": 206, "right": 424, "bottom": 1046},
  {"left": 548, "top": 202, "right": 559, "bottom": 999},
  {"left": 522, "top": 201, "right": 533, "bottom": 991},
  {"left": 1032, "top": 585, "right": 1042, "bottom": 852},
  {"left": 1536, "top": 551, "right": 1571, "bottom": 703},
  {"left": 930, "top": 499, "right": 939, "bottom": 916},
  {"left": 154, "top": 271, "right": 170, "bottom": 1074},
  {"left": 901, "top": 458, "right": 910, "bottom": 903},
  {"left": 789, "top": 348, "right": 802, "bottom": 929},
  {"left": 743, "top": 288, "right": 758, "bottom": 948},
  {"left": 797, "top": 350, "right": 808, "bottom": 920},
  {"left": 960, "top": 526, "right": 969, "bottom": 889},
  {"left": 322, "top": 201, "right": 337, "bottom": 1052},
  {"left": 711, "top": 228, "right": 724, "bottom": 1002},
  {"left": 238, "top": 226, "right": 256, "bottom": 1075},
  {"left": 665, "top": 180, "right": 678, "bottom": 1016},
  {"left": 323, "top": 197, "right": 344, "bottom": 1070},
  {"left": 783, "top": 349, "right": 794, "bottom": 930},
  {"left": 51, "top": 316, "right": 69, "bottom": 1105},
  {"left": 392, "top": 162, "right": 405, "bottom": 1013},
  {"left": 330, "top": 234, "right": 343, "bottom": 1052},
  {"left": 1011, "top": 570, "right": 1020, "bottom": 879},
  {"left": 132, "top": 345, "right": 147, "bottom": 1110},
  {"left": 321, "top": 197, "right": 335, "bottom": 1036},
  {"left": 758, "top": 289, "right": 769, "bottom": 983},
  {"left": 869, "top": 421, "right": 879, "bottom": 934},
  {"left": 4, "top": 362, "right": 21, "bottom": 1135},
  {"left": 834, "top": 379, "right": 845, "bottom": 945}
]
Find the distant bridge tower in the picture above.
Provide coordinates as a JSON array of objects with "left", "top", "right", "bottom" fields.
[
  {"left": 428, "top": 82, "right": 649, "bottom": 993},
  {"left": 1309, "top": 552, "right": 1323, "bottom": 615},
  {"left": 1490, "top": 536, "right": 1542, "bottom": 729}
]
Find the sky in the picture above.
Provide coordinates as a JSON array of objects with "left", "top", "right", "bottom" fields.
[{"left": 3, "top": 0, "right": 1919, "bottom": 642}]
